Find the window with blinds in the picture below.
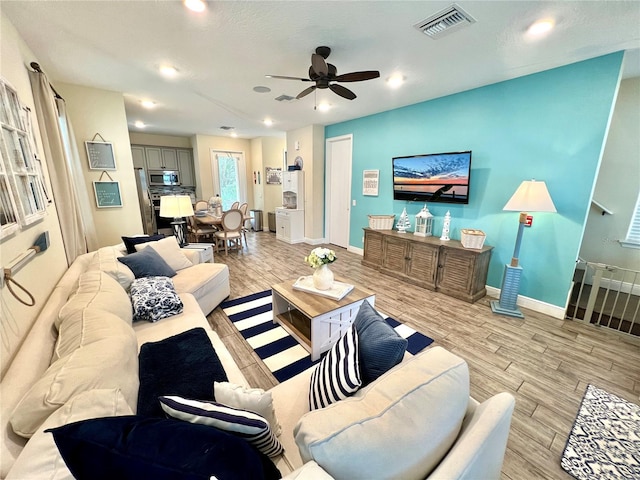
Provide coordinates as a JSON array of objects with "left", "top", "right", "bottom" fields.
[
  {"left": 621, "top": 192, "right": 640, "bottom": 248},
  {"left": 0, "top": 78, "right": 47, "bottom": 239}
]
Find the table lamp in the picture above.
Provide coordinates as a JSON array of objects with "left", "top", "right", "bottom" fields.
[
  {"left": 491, "top": 180, "right": 556, "bottom": 318},
  {"left": 160, "top": 195, "right": 194, "bottom": 247}
]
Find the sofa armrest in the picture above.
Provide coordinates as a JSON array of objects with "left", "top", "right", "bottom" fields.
[
  {"left": 181, "top": 248, "right": 202, "bottom": 265},
  {"left": 427, "top": 392, "right": 515, "bottom": 480},
  {"left": 281, "top": 461, "right": 335, "bottom": 480}
]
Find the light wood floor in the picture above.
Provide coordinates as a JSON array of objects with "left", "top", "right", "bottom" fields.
[{"left": 206, "top": 231, "right": 640, "bottom": 480}]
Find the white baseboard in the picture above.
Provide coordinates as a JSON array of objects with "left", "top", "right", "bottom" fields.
[
  {"left": 304, "top": 237, "right": 326, "bottom": 245},
  {"left": 485, "top": 286, "right": 566, "bottom": 319},
  {"left": 348, "top": 246, "right": 364, "bottom": 256}
]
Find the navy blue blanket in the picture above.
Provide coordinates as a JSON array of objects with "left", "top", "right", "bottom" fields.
[{"left": 137, "top": 327, "right": 228, "bottom": 417}]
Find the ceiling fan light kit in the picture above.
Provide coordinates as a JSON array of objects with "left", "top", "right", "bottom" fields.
[{"left": 267, "top": 46, "right": 380, "bottom": 101}]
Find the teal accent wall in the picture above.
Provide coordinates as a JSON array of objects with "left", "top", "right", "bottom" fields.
[{"left": 325, "top": 53, "right": 623, "bottom": 309}]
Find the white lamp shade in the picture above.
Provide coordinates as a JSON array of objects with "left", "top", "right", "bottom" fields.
[
  {"left": 503, "top": 180, "right": 557, "bottom": 213},
  {"left": 159, "top": 195, "right": 194, "bottom": 218}
]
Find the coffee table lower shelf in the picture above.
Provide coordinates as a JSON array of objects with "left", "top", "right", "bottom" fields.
[{"left": 271, "top": 280, "right": 375, "bottom": 361}]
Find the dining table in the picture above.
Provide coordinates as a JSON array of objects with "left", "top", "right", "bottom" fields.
[{"left": 194, "top": 211, "right": 252, "bottom": 227}]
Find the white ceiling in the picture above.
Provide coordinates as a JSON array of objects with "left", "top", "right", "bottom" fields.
[{"left": 3, "top": 1, "right": 639, "bottom": 139}]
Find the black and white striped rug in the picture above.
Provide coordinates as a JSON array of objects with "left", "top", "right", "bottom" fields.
[
  {"left": 561, "top": 384, "right": 639, "bottom": 480},
  {"left": 221, "top": 290, "right": 434, "bottom": 383}
]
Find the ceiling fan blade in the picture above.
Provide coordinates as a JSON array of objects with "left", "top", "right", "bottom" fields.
[
  {"left": 265, "top": 75, "right": 312, "bottom": 82},
  {"left": 334, "top": 70, "right": 380, "bottom": 83},
  {"left": 329, "top": 83, "right": 356, "bottom": 100},
  {"left": 311, "top": 53, "right": 328, "bottom": 76},
  {"left": 296, "top": 85, "right": 317, "bottom": 99}
]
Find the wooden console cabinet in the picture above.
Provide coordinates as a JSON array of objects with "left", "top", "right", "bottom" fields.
[{"left": 362, "top": 228, "right": 493, "bottom": 303}]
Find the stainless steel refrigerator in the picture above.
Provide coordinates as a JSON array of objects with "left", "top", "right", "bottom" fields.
[{"left": 134, "top": 168, "right": 156, "bottom": 235}]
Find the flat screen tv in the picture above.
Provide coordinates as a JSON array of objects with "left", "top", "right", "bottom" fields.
[{"left": 392, "top": 151, "right": 472, "bottom": 204}]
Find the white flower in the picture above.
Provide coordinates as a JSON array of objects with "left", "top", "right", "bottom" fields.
[{"left": 304, "top": 247, "right": 337, "bottom": 268}]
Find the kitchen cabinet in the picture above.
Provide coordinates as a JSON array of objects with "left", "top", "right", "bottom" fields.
[
  {"left": 177, "top": 149, "right": 195, "bottom": 187},
  {"left": 161, "top": 148, "right": 178, "bottom": 170},
  {"left": 362, "top": 228, "right": 492, "bottom": 303},
  {"left": 131, "top": 146, "right": 146, "bottom": 169},
  {"left": 282, "top": 171, "right": 304, "bottom": 209},
  {"left": 144, "top": 147, "right": 163, "bottom": 169}
]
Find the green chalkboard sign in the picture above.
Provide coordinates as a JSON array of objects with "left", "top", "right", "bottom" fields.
[{"left": 93, "top": 181, "right": 122, "bottom": 208}]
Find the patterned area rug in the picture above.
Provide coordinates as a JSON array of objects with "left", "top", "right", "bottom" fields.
[
  {"left": 561, "top": 384, "right": 640, "bottom": 480},
  {"left": 221, "top": 290, "right": 434, "bottom": 383}
]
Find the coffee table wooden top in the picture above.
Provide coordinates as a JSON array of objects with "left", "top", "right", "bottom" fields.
[{"left": 271, "top": 277, "right": 375, "bottom": 318}]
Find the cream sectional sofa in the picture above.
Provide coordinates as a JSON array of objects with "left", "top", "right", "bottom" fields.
[{"left": 1, "top": 241, "right": 515, "bottom": 480}]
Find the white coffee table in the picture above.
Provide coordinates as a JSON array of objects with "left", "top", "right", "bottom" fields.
[{"left": 271, "top": 278, "right": 375, "bottom": 360}]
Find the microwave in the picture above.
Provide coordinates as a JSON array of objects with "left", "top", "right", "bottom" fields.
[{"left": 149, "top": 170, "right": 180, "bottom": 186}]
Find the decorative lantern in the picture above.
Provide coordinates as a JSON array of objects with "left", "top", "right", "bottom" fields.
[{"left": 414, "top": 205, "right": 434, "bottom": 237}]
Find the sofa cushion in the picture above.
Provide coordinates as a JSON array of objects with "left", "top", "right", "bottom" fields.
[
  {"left": 87, "top": 246, "right": 135, "bottom": 290},
  {"left": 10, "top": 320, "right": 139, "bottom": 438},
  {"left": 117, "top": 246, "right": 176, "bottom": 278},
  {"left": 6, "top": 389, "right": 134, "bottom": 480},
  {"left": 353, "top": 300, "right": 407, "bottom": 385},
  {"left": 214, "top": 382, "right": 282, "bottom": 436},
  {"left": 134, "top": 236, "right": 193, "bottom": 271},
  {"left": 137, "top": 328, "right": 228, "bottom": 418},
  {"left": 46, "top": 415, "right": 282, "bottom": 480},
  {"left": 159, "top": 396, "right": 284, "bottom": 457},
  {"left": 130, "top": 276, "right": 183, "bottom": 322},
  {"left": 309, "top": 325, "right": 361, "bottom": 411},
  {"left": 295, "top": 346, "right": 470, "bottom": 480},
  {"left": 121, "top": 234, "right": 165, "bottom": 254}
]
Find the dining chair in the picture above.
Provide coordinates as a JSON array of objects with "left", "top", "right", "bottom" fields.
[
  {"left": 238, "top": 202, "right": 250, "bottom": 245},
  {"left": 188, "top": 215, "right": 217, "bottom": 243},
  {"left": 214, "top": 209, "right": 243, "bottom": 254},
  {"left": 194, "top": 200, "right": 208, "bottom": 212},
  {"left": 230, "top": 201, "right": 240, "bottom": 210}
]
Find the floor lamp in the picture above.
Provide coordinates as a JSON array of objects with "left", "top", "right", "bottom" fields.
[
  {"left": 491, "top": 180, "right": 556, "bottom": 319},
  {"left": 159, "top": 195, "right": 194, "bottom": 247}
]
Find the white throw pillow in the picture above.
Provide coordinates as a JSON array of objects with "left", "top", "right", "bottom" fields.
[
  {"left": 6, "top": 389, "right": 133, "bottom": 480},
  {"left": 295, "top": 346, "right": 470, "bottom": 480},
  {"left": 134, "top": 236, "right": 193, "bottom": 271},
  {"left": 159, "top": 395, "right": 283, "bottom": 457},
  {"left": 214, "top": 382, "right": 282, "bottom": 436},
  {"left": 309, "top": 325, "right": 361, "bottom": 410},
  {"left": 10, "top": 322, "right": 139, "bottom": 438}
]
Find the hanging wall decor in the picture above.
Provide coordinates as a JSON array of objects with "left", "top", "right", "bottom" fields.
[
  {"left": 85, "top": 133, "right": 116, "bottom": 170},
  {"left": 363, "top": 169, "right": 379, "bottom": 196},
  {"left": 93, "top": 180, "right": 122, "bottom": 208}
]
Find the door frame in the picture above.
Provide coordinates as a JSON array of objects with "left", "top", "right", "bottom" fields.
[{"left": 325, "top": 134, "right": 353, "bottom": 248}]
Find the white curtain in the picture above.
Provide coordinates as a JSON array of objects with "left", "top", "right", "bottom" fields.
[{"left": 29, "top": 69, "right": 97, "bottom": 264}]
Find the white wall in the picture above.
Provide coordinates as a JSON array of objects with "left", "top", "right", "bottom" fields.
[
  {"left": 580, "top": 77, "right": 640, "bottom": 270},
  {"left": 56, "top": 82, "right": 143, "bottom": 246},
  {"left": 0, "top": 14, "right": 69, "bottom": 376}
]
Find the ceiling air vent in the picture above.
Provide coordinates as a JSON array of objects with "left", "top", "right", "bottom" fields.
[
  {"left": 275, "top": 94, "right": 296, "bottom": 102},
  {"left": 219, "top": 126, "right": 234, "bottom": 130},
  {"left": 414, "top": 3, "right": 476, "bottom": 39}
]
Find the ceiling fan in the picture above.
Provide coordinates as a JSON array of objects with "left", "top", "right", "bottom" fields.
[{"left": 266, "top": 46, "right": 380, "bottom": 100}]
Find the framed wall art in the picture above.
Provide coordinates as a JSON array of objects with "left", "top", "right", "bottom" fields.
[
  {"left": 265, "top": 167, "right": 282, "bottom": 185},
  {"left": 93, "top": 181, "right": 122, "bottom": 208},
  {"left": 363, "top": 169, "right": 379, "bottom": 196},
  {"left": 85, "top": 141, "right": 116, "bottom": 170}
]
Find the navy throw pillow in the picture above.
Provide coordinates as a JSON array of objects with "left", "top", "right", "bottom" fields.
[
  {"left": 117, "top": 246, "right": 176, "bottom": 278},
  {"left": 122, "top": 234, "right": 165, "bottom": 254},
  {"left": 46, "top": 416, "right": 282, "bottom": 480},
  {"left": 137, "top": 327, "right": 228, "bottom": 417},
  {"left": 353, "top": 300, "right": 408, "bottom": 385}
]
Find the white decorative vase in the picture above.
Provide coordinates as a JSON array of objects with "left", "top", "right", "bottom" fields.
[{"left": 313, "top": 264, "right": 334, "bottom": 290}]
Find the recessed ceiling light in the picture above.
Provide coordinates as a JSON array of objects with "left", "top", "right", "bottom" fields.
[
  {"left": 159, "top": 65, "right": 178, "bottom": 77},
  {"left": 263, "top": 118, "right": 273, "bottom": 126},
  {"left": 140, "top": 100, "right": 155, "bottom": 108},
  {"left": 386, "top": 74, "right": 405, "bottom": 89},
  {"left": 183, "top": 0, "right": 206, "bottom": 13},
  {"left": 230, "top": 132, "right": 238, "bottom": 138},
  {"left": 134, "top": 121, "right": 145, "bottom": 128},
  {"left": 317, "top": 102, "right": 331, "bottom": 112},
  {"left": 527, "top": 19, "right": 554, "bottom": 36},
  {"left": 253, "top": 86, "right": 271, "bottom": 93}
]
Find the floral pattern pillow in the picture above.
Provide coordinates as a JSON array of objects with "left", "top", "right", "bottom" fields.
[{"left": 130, "top": 276, "right": 183, "bottom": 322}]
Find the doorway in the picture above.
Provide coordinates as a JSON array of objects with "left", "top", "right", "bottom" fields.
[
  {"left": 325, "top": 135, "right": 353, "bottom": 248},
  {"left": 210, "top": 150, "right": 247, "bottom": 210}
]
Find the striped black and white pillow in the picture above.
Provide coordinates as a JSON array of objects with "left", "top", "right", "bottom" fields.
[
  {"left": 159, "top": 396, "right": 283, "bottom": 457},
  {"left": 309, "top": 325, "right": 361, "bottom": 410}
]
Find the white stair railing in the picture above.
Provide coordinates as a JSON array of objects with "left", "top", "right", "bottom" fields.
[{"left": 568, "top": 261, "right": 640, "bottom": 337}]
